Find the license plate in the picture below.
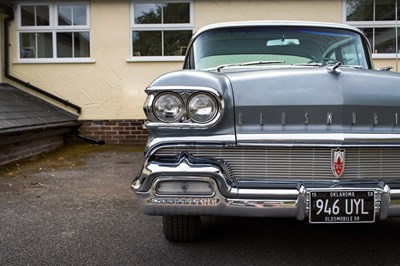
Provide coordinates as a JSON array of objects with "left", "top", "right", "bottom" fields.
[{"left": 309, "top": 190, "right": 375, "bottom": 223}]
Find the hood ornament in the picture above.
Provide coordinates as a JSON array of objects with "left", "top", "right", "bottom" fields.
[
  {"left": 326, "top": 62, "right": 342, "bottom": 74},
  {"left": 331, "top": 148, "right": 345, "bottom": 178}
]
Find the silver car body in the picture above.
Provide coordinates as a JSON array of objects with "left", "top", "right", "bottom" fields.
[{"left": 133, "top": 21, "right": 400, "bottom": 223}]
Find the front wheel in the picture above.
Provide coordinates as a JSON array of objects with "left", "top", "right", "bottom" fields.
[{"left": 162, "top": 215, "right": 201, "bottom": 242}]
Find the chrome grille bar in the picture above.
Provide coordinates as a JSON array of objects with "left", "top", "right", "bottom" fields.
[{"left": 155, "top": 147, "right": 400, "bottom": 180}]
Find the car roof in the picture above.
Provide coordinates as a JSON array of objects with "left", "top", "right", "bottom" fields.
[{"left": 193, "top": 20, "right": 364, "bottom": 38}]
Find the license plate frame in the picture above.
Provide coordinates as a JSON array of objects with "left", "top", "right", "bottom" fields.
[{"left": 309, "top": 190, "right": 375, "bottom": 224}]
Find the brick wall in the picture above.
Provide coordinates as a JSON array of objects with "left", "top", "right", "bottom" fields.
[
  {"left": 79, "top": 120, "right": 148, "bottom": 145},
  {"left": 0, "top": 134, "right": 64, "bottom": 166}
]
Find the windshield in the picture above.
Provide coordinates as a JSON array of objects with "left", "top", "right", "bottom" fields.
[{"left": 192, "top": 26, "right": 370, "bottom": 70}]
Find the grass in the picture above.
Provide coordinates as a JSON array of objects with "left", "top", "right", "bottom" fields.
[{"left": 0, "top": 144, "right": 144, "bottom": 178}]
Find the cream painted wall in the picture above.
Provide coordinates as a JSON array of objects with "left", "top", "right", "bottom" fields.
[
  {"left": 9, "top": 0, "right": 183, "bottom": 120},
  {"left": 374, "top": 59, "right": 400, "bottom": 72},
  {"left": 6, "top": 0, "right": 399, "bottom": 120},
  {"left": 194, "top": 0, "right": 342, "bottom": 28}
]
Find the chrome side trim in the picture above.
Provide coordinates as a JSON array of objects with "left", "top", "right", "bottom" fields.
[
  {"left": 132, "top": 153, "right": 235, "bottom": 195},
  {"left": 237, "top": 133, "right": 400, "bottom": 147},
  {"left": 145, "top": 135, "right": 236, "bottom": 156},
  {"left": 230, "top": 188, "right": 299, "bottom": 198},
  {"left": 147, "top": 86, "right": 220, "bottom": 94}
]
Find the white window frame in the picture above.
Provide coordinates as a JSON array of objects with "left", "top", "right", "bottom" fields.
[
  {"left": 342, "top": 0, "right": 399, "bottom": 59},
  {"left": 16, "top": 2, "right": 94, "bottom": 63},
  {"left": 129, "top": 0, "right": 194, "bottom": 62}
]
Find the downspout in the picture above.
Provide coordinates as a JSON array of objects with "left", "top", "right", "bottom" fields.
[{"left": 3, "top": 15, "right": 81, "bottom": 114}]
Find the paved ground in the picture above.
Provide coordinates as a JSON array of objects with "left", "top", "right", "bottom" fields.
[{"left": 1, "top": 145, "right": 400, "bottom": 266}]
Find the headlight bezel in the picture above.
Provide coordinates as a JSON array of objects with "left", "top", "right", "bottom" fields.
[
  {"left": 187, "top": 92, "right": 219, "bottom": 124},
  {"left": 143, "top": 86, "right": 223, "bottom": 128},
  {"left": 152, "top": 92, "right": 185, "bottom": 123}
]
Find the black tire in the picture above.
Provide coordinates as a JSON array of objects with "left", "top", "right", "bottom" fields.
[{"left": 162, "top": 215, "right": 201, "bottom": 242}]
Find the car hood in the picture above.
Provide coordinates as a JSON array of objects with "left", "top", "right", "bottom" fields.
[{"left": 222, "top": 67, "right": 400, "bottom": 144}]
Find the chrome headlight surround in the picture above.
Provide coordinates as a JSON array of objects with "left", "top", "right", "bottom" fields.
[
  {"left": 152, "top": 92, "right": 184, "bottom": 123},
  {"left": 144, "top": 86, "right": 223, "bottom": 129},
  {"left": 187, "top": 93, "right": 219, "bottom": 124}
]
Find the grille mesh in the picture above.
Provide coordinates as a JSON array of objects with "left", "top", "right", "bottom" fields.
[{"left": 154, "top": 147, "right": 400, "bottom": 180}]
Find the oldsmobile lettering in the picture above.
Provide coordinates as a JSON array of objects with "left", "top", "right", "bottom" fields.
[
  {"left": 327, "top": 112, "right": 333, "bottom": 125},
  {"left": 133, "top": 21, "right": 400, "bottom": 242},
  {"left": 149, "top": 198, "right": 219, "bottom": 206},
  {"left": 352, "top": 112, "right": 357, "bottom": 125},
  {"left": 229, "top": 111, "right": 400, "bottom": 127}
]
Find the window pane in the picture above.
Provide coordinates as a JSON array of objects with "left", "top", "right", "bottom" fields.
[
  {"left": 21, "top": 6, "right": 35, "bottom": 26},
  {"left": 74, "top": 32, "right": 90, "bottom": 57},
  {"left": 375, "top": 28, "right": 396, "bottom": 53},
  {"left": 346, "top": 0, "right": 373, "bottom": 21},
  {"left": 73, "top": 5, "right": 87, "bottom": 26},
  {"left": 20, "top": 33, "right": 36, "bottom": 58},
  {"left": 37, "top": 33, "right": 52, "bottom": 58},
  {"left": 341, "top": 44, "right": 362, "bottom": 65},
  {"left": 376, "top": 0, "right": 396, "bottom": 20},
  {"left": 132, "top": 31, "right": 162, "bottom": 56},
  {"left": 163, "top": 3, "right": 190, "bottom": 24},
  {"left": 134, "top": 4, "right": 162, "bottom": 24},
  {"left": 58, "top": 6, "right": 72, "bottom": 26},
  {"left": 164, "top": 30, "right": 192, "bottom": 55},
  {"left": 36, "top": 5, "right": 49, "bottom": 26},
  {"left": 57, "top": 32, "right": 73, "bottom": 57}
]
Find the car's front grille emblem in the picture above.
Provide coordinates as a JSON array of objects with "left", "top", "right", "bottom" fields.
[{"left": 331, "top": 148, "right": 345, "bottom": 178}]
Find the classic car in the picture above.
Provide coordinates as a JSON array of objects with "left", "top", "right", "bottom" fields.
[{"left": 132, "top": 21, "right": 400, "bottom": 242}]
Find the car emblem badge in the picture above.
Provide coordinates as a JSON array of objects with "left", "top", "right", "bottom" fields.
[{"left": 331, "top": 148, "right": 345, "bottom": 178}]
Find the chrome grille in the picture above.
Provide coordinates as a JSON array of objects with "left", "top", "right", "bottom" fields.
[{"left": 154, "top": 147, "right": 400, "bottom": 180}]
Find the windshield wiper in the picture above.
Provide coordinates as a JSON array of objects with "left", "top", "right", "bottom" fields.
[
  {"left": 216, "top": 60, "right": 285, "bottom": 72},
  {"left": 294, "top": 61, "right": 363, "bottom": 70},
  {"left": 295, "top": 58, "right": 341, "bottom": 67}
]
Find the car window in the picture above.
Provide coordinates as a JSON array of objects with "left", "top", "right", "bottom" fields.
[
  {"left": 192, "top": 26, "right": 369, "bottom": 70},
  {"left": 340, "top": 43, "right": 364, "bottom": 66}
]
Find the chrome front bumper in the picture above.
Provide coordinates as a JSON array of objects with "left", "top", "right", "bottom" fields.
[{"left": 132, "top": 155, "right": 400, "bottom": 220}]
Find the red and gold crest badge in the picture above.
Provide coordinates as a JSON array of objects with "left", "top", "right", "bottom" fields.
[{"left": 331, "top": 148, "right": 345, "bottom": 178}]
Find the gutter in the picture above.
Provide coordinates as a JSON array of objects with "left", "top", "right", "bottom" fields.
[
  {"left": 0, "top": 121, "right": 80, "bottom": 135},
  {"left": 3, "top": 16, "right": 82, "bottom": 114}
]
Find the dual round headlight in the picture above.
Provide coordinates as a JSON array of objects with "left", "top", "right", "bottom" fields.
[
  {"left": 153, "top": 93, "right": 184, "bottom": 123},
  {"left": 153, "top": 92, "right": 219, "bottom": 124}
]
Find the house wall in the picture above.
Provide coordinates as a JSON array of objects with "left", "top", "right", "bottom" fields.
[
  {"left": 0, "top": 133, "right": 64, "bottom": 166},
  {"left": 5, "top": 0, "right": 400, "bottom": 144},
  {"left": 8, "top": 0, "right": 183, "bottom": 121}
]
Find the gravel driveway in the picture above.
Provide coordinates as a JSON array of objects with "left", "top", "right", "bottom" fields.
[
  {"left": 0, "top": 145, "right": 151, "bottom": 265},
  {"left": 1, "top": 144, "right": 400, "bottom": 266}
]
